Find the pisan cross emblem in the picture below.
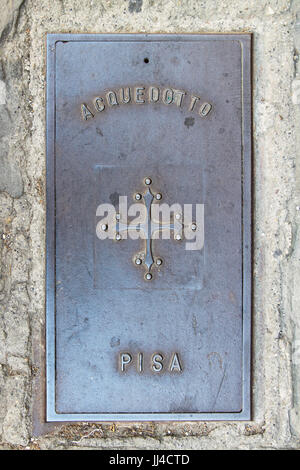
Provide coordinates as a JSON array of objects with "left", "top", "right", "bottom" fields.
[{"left": 99, "top": 177, "right": 198, "bottom": 281}]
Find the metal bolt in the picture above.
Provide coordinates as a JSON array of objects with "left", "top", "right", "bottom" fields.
[
  {"left": 191, "top": 223, "right": 197, "bottom": 231},
  {"left": 101, "top": 224, "right": 108, "bottom": 231},
  {"left": 115, "top": 233, "right": 121, "bottom": 241},
  {"left": 156, "top": 258, "right": 162, "bottom": 266},
  {"left": 144, "top": 177, "right": 152, "bottom": 185},
  {"left": 135, "top": 193, "right": 142, "bottom": 201},
  {"left": 116, "top": 213, "right": 121, "bottom": 220},
  {"left": 175, "top": 233, "right": 182, "bottom": 241},
  {"left": 175, "top": 213, "right": 181, "bottom": 220},
  {"left": 145, "top": 273, "right": 152, "bottom": 280},
  {"left": 155, "top": 193, "right": 162, "bottom": 200},
  {"left": 135, "top": 258, "right": 142, "bottom": 265}
]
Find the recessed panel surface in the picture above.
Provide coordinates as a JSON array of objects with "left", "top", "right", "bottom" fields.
[{"left": 46, "top": 34, "right": 251, "bottom": 421}]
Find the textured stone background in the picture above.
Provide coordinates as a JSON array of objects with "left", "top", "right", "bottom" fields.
[{"left": 0, "top": 0, "right": 300, "bottom": 450}]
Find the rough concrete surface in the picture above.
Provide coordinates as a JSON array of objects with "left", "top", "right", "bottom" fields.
[{"left": 0, "top": 0, "right": 300, "bottom": 450}]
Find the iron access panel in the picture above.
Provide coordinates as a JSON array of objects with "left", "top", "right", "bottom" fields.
[{"left": 46, "top": 34, "right": 251, "bottom": 421}]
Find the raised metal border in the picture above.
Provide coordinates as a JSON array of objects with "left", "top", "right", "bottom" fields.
[{"left": 46, "top": 33, "right": 252, "bottom": 422}]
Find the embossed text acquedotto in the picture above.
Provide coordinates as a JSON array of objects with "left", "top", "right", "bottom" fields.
[{"left": 81, "top": 85, "right": 212, "bottom": 120}]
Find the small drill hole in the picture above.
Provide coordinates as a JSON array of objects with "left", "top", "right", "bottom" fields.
[{"left": 144, "top": 57, "right": 149, "bottom": 64}]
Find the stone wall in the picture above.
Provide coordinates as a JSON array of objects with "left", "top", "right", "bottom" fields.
[{"left": 0, "top": 0, "right": 300, "bottom": 450}]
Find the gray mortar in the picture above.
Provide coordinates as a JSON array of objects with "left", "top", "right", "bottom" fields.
[{"left": 0, "top": 0, "right": 300, "bottom": 450}]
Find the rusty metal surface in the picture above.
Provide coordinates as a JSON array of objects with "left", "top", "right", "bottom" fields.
[{"left": 46, "top": 33, "right": 252, "bottom": 421}]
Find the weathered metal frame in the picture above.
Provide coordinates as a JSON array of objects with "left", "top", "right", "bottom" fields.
[{"left": 46, "top": 33, "right": 252, "bottom": 422}]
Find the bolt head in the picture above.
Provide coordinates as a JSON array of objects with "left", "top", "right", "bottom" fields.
[
  {"left": 175, "top": 233, "right": 182, "bottom": 241},
  {"left": 135, "top": 258, "right": 142, "bottom": 265},
  {"left": 145, "top": 177, "right": 152, "bottom": 185},
  {"left": 145, "top": 273, "right": 152, "bottom": 280},
  {"left": 135, "top": 193, "right": 142, "bottom": 201},
  {"left": 101, "top": 224, "right": 108, "bottom": 231},
  {"left": 116, "top": 213, "right": 121, "bottom": 220},
  {"left": 155, "top": 193, "right": 162, "bottom": 200},
  {"left": 115, "top": 233, "right": 121, "bottom": 241},
  {"left": 191, "top": 223, "right": 197, "bottom": 231},
  {"left": 156, "top": 258, "right": 162, "bottom": 266},
  {"left": 175, "top": 213, "right": 181, "bottom": 220}
]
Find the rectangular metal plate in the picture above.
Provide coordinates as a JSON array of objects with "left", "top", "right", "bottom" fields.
[{"left": 46, "top": 33, "right": 252, "bottom": 421}]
